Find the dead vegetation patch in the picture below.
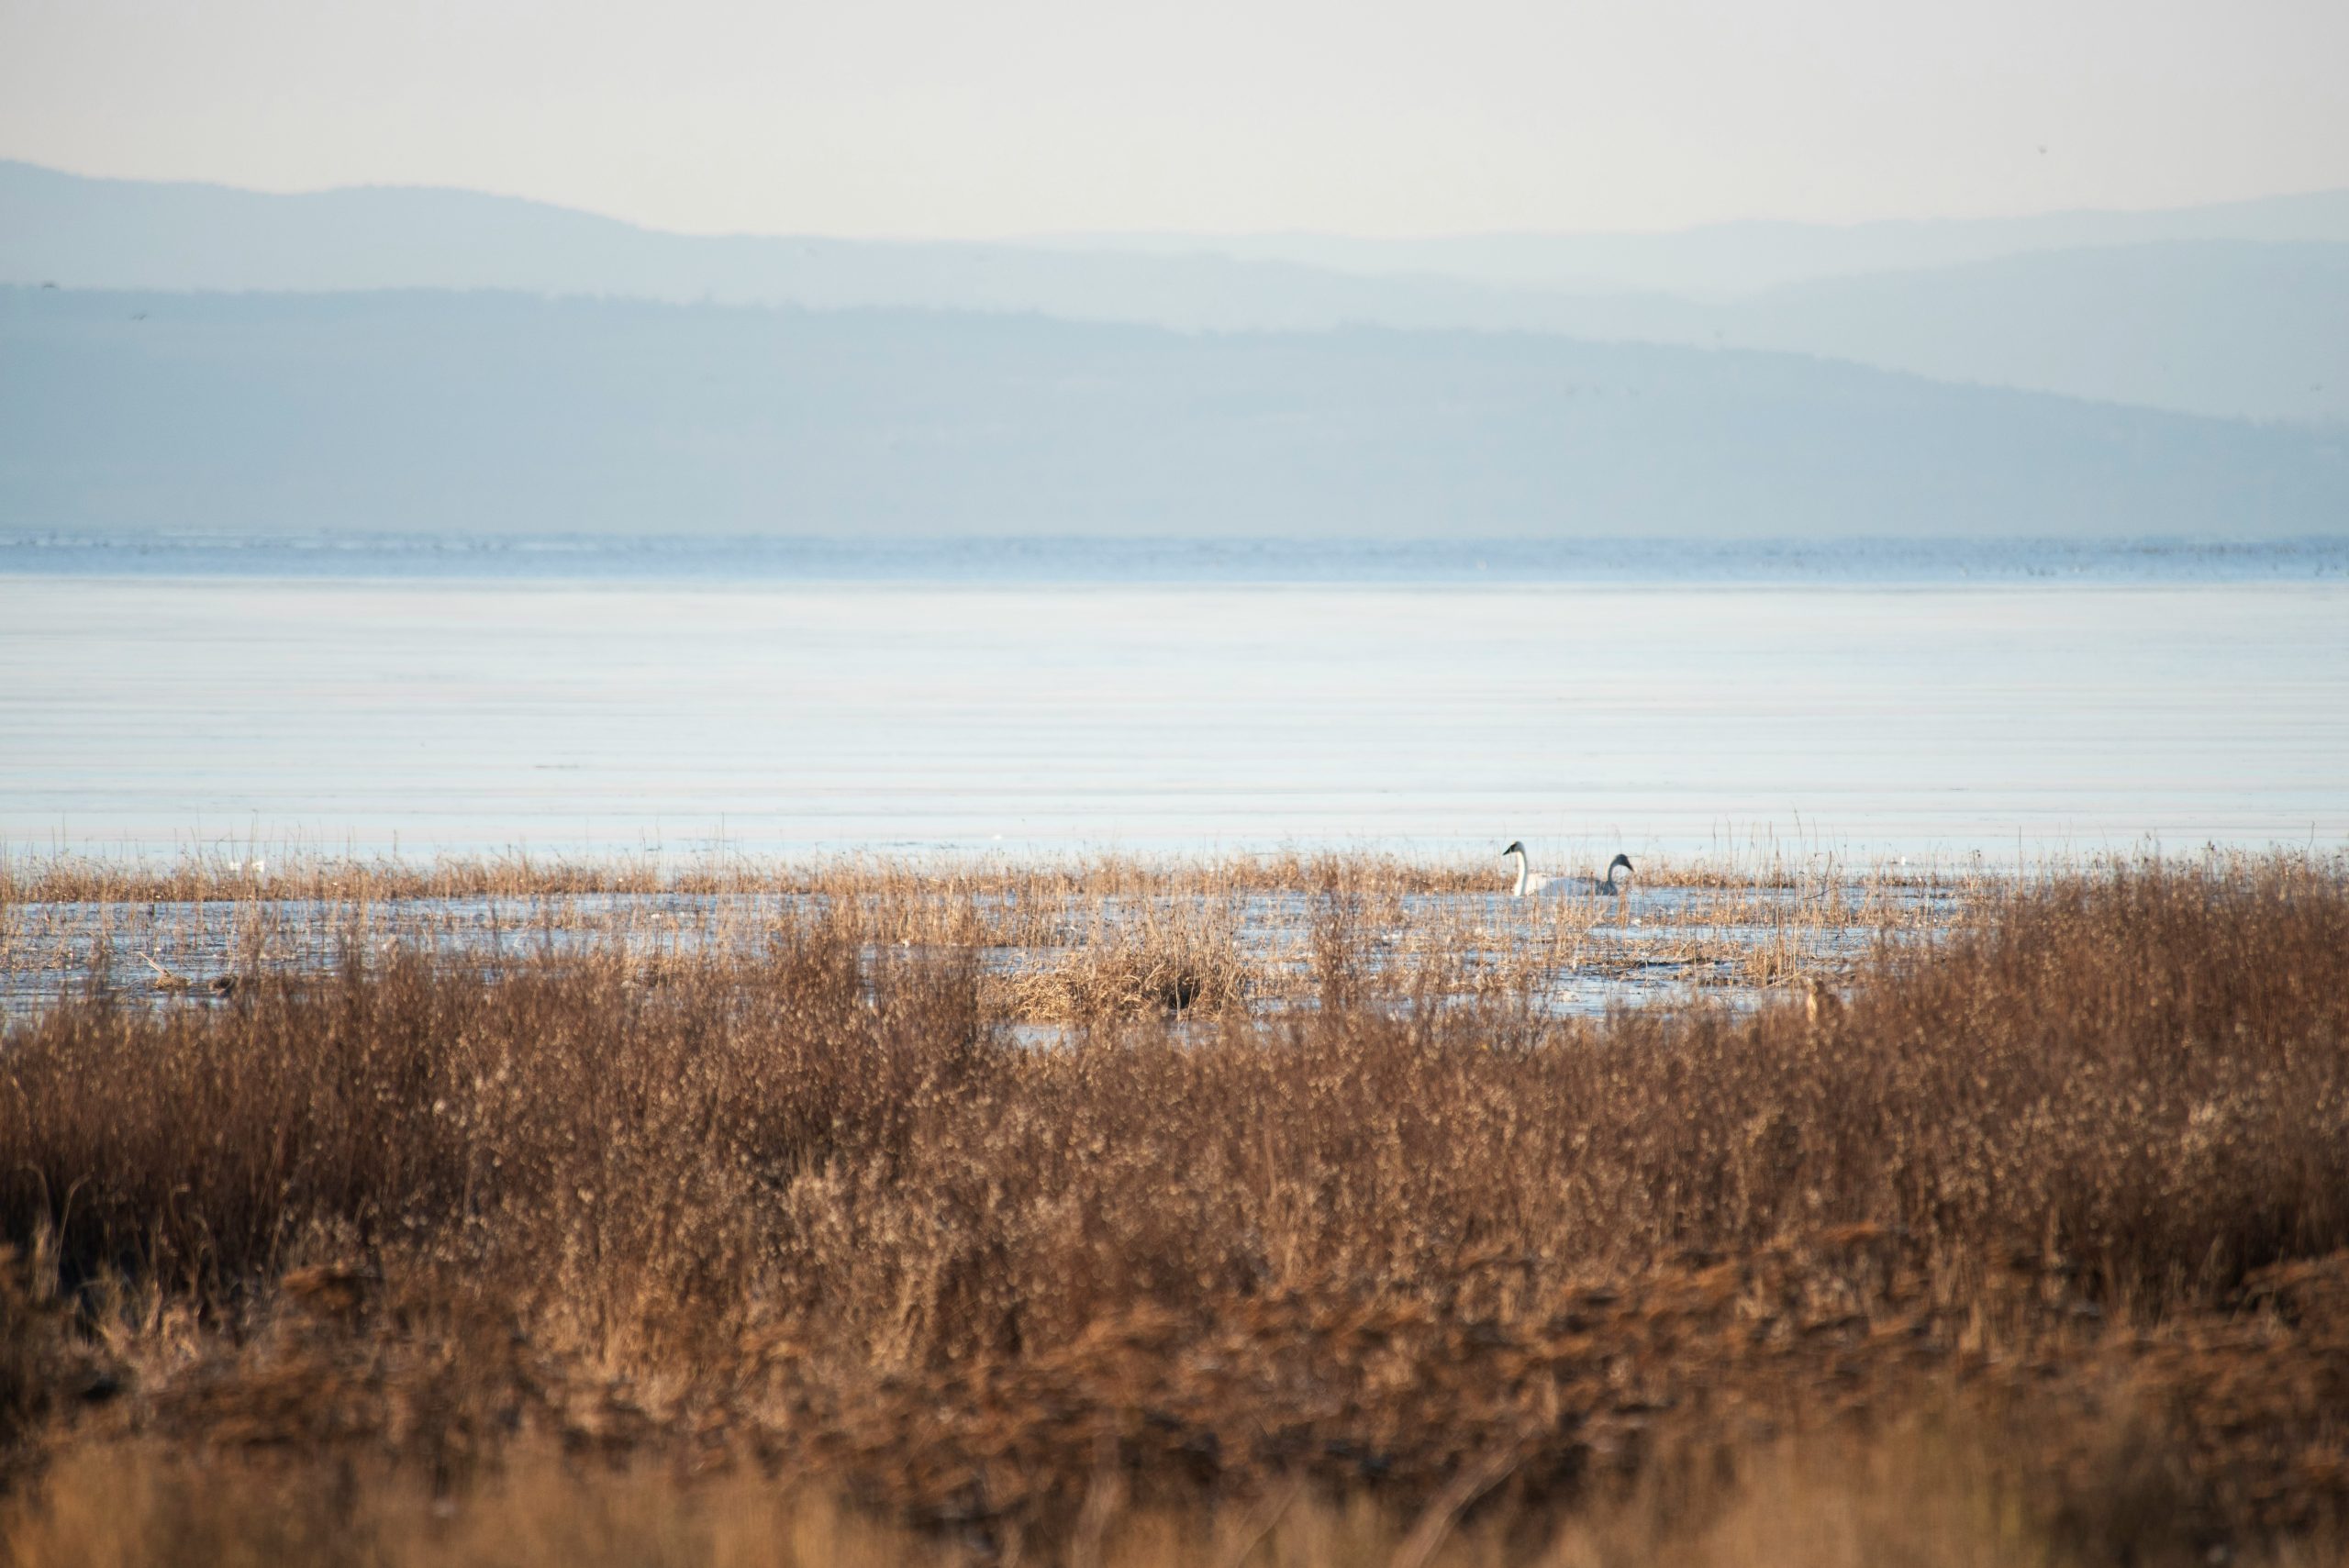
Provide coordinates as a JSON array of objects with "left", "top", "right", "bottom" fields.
[
  {"left": 988, "top": 912, "right": 1252, "bottom": 1022},
  {"left": 3, "top": 852, "right": 2347, "bottom": 1562}
]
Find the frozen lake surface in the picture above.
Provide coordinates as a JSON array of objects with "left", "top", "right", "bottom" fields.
[{"left": 3, "top": 538, "right": 2345, "bottom": 861}]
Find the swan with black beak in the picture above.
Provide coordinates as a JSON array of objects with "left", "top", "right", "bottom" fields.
[{"left": 1501, "top": 841, "right": 1634, "bottom": 898}]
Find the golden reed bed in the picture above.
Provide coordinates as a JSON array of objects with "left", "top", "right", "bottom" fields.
[
  {"left": 4, "top": 851, "right": 2347, "bottom": 1565},
  {"left": 0, "top": 841, "right": 1961, "bottom": 906},
  {"left": 0, "top": 844, "right": 1960, "bottom": 1023}
]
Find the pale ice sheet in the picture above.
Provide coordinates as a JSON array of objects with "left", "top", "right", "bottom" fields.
[{"left": 3, "top": 575, "right": 2345, "bottom": 861}]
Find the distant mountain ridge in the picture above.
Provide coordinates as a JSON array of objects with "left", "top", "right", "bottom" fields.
[
  {"left": 1568, "top": 242, "right": 2349, "bottom": 426},
  {"left": 5, "top": 286, "right": 2342, "bottom": 539},
  {"left": 1041, "top": 187, "right": 2349, "bottom": 294},
  {"left": 13, "top": 158, "right": 2349, "bottom": 294},
  {"left": 4, "top": 161, "right": 2344, "bottom": 425}
]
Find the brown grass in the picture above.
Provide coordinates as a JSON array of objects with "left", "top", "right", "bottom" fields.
[
  {"left": 8, "top": 1428, "right": 2345, "bottom": 1568},
  {"left": 0, "top": 845, "right": 1957, "bottom": 1028},
  {"left": 0, "top": 840, "right": 1959, "bottom": 909},
  {"left": 3, "top": 851, "right": 2346, "bottom": 1562},
  {"left": 991, "top": 904, "right": 1252, "bottom": 1023}
]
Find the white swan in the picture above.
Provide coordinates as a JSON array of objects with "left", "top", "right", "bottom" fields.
[{"left": 1502, "top": 842, "right": 1634, "bottom": 898}]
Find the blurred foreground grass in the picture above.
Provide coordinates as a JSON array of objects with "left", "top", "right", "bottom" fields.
[{"left": 5, "top": 851, "right": 2346, "bottom": 1564}]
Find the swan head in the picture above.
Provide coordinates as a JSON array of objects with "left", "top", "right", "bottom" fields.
[
  {"left": 1609, "top": 853, "right": 1633, "bottom": 875},
  {"left": 1502, "top": 840, "right": 1526, "bottom": 858}
]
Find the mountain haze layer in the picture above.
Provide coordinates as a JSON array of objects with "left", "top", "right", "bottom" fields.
[
  {"left": 6, "top": 287, "right": 2342, "bottom": 539},
  {"left": 1047, "top": 189, "right": 2349, "bottom": 294},
  {"left": 5, "top": 161, "right": 2345, "bottom": 424},
  {"left": 1586, "top": 243, "right": 2349, "bottom": 426}
]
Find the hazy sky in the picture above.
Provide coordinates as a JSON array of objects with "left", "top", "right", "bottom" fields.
[{"left": 5, "top": 0, "right": 2345, "bottom": 238}]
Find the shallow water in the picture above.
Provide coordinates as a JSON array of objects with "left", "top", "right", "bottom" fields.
[
  {"left": 4, "top": 561, "right": 2343, "bottom": 861},
  {"left": 0, "top": 880, "right": 1951, "bottom": 1023}
]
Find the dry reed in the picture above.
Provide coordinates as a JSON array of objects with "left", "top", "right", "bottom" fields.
[
  {"left": 2, "top": 851, "right": 2345, "bottom": 1563},
  {"left": 0, "top": 840, "right": 1965, "bottom": 910},
  {"left": 10, "top": 1425, "right": 2344, "bottom": 1568}
]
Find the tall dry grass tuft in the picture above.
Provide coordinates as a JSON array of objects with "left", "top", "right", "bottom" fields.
[
  {"left": 994, "top": 903, "right": 1251, "bottom": 1022},
  {"left": 3, "top": 852, "right": 2347, "bottom": 1558}
]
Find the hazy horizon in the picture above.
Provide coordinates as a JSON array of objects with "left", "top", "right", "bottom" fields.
[
  {"left": 12, "top": 159, "right": 2348, "bottom": 434},
  {"left": 5, "top": 11, "right": 2344, "bottom": 545},
  {"left": 8, "top": 0, "right": 2348, "bottom": 239},
  {"left": 14, "top": 153, "right": 2349, "bottom": 248},
  {"left": 11, "top": 284, "right": 2344, "bottom": 540}
]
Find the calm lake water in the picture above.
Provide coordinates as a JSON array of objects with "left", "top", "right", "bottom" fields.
[{"left": 4, "top": 539, "right": 2345, "bottom": 863}]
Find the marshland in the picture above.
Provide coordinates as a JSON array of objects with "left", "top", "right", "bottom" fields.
[
  {"left": 6, "top": 846, "right": 2347, "bottom": 1565},
  {"left": 0, "top": 846, "right": 1959, "bottom": 1025},
  {"left": 12, "top": 17, "right": 2349, "bottom": 1559}
]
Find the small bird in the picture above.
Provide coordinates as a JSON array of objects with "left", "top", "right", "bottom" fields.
[{"left": 1804, "top": 975, "right": 1842, "bottom": 1029}]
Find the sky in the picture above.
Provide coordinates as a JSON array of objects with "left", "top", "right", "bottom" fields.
[{"left": 4, "top": 0, "right": 2347, "bottom": 239}]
